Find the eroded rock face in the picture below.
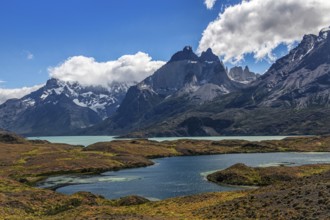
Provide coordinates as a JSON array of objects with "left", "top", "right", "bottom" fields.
[
  {"left": 88, "top": 27, "right": 330, "bottom": 137},
  {"left": 254, "top": 27, "right": 330, "bottom": 108},
  {"left": 143, "top": 47, "right": 237, "bottom": 98},
  {"left": 89, "top": 47, "right": 243, "bottom": 135},
  {"left": 228, "top": 66, "right": 259, "bottom": 83}
]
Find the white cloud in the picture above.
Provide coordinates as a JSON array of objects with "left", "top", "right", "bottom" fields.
[
  {"left": 0, "top": 84, "right": 43, "bottom": 104},
  {"left": 198, "top": 0, "right": 330, "bottom": 62},
  {"left": 204, "top": 0, "right": 217, "bottom": 10},
  {"left": 49, "top": 52, "right": 165, "bottom": 88}
]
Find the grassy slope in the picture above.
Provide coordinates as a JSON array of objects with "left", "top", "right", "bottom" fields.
[
  {"left": 2, "top": 171, "right": 329, "bottom": 219},
  {"left": 207, "top": 163, "right": 330, "bottom": 186}
]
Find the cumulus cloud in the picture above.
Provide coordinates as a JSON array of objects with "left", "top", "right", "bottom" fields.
[
  {"left": 204, "top": 0, "right": 217, "bottom": 10},
  {"left": 49, "top": 52, "right": 165, "bottom": 87},
  {"left": 198, "top": 0, "right": 330, "bottom": 62},
  {"left": 0, "top": 84, "right": 43, "bottom": 104}
]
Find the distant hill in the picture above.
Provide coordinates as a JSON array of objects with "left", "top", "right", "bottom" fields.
[{"left": 0, "top": 129, "right": 27, "bottom": 144}]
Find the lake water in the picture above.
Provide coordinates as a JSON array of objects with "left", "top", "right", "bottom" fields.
[
  {"left": 28, "top": 135, "right": 291, "bottom": 146},
  {"left": 38, "top": 152, "right": 330, "bottom": 200}
]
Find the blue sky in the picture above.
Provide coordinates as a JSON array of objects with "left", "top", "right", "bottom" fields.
[
  {"left": 0, "top": 0, "right": 268, "bottom": 88},
  {"left": 1, "top": 0, "right": 329, "bottom": 90}
]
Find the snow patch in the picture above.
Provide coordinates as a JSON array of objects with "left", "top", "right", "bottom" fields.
[
  {"left": 40, "top": 93, "right": 49, "bottom": 100},
  {"left": 321, "top": 27, "right": 330, "bottom": 33},
  {"left": 73, "top": 99, "right": 87, "bottom": 107},
  {"left": 22, "top": 98, "right": 36, "bottom": 106},
  {"left": 219, "top": 85, "right": 230, "bottom": 94}
]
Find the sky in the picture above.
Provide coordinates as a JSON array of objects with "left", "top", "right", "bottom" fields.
[{"left": 1, "top": 0, "right": 330, "bottom": 102}]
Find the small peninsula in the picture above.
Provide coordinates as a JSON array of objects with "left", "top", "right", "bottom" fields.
[{"left": 1, "top": 131, "right": 330, "bottom": 219}]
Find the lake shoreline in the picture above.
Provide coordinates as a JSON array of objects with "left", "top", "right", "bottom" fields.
[
  {"left": 27, "top": 135, "right": 295, "bottom": 146},
  {"left": 1, "top": 132, "right": 330, "bottom": 219},
  {"left": 39, "top": 151, "right": 330, "bottom": 193},
  {"left": 13, "top": 135, "right": 330, "bottom": 187}
]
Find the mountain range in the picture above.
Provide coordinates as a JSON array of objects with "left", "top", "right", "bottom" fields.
[
  {"left": 1, "top": 27, "right": 330, "bottom": 137},
  {"left": 0, "top": 79, "right": 132, "bottom": 136}
]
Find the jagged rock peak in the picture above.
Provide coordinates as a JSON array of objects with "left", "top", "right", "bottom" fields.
[
  {"left": 297, "top": 26, "right": 330, "bottom": 44},
  {"left": 199, "top": 48, "right": 220, "bottom": 62},
  {"left": 228, "top": 66, "right": 259, "bottom": 84},
  {"left": 319, "top": 26, "right": 330, "bottom": 40},
  {"left": 169, "top": 46, "right": 199, "bottom": 63},
  {"left": 45, "top": 78, "right": 61, "bottom": 88},
  {"left": 183, "top": 46, "right": 193, "bottom": 52}
]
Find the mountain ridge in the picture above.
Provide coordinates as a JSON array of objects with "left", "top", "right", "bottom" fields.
[
  {"left": 83, "top": 47, "right": 246, "bottom": 135},
  {"left": 95, "top": 27, "right": 330, "bottom": 137},
  {"left": 2, "top": 27, "right": 330, "bottom": 137},
  {"left": 0, "top": 78, "right": 133, "bottom": 136}
]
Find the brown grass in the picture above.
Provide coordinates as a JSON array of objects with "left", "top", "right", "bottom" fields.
[{"left": 1, "top": 134, "right": 330, "bottom": 219}]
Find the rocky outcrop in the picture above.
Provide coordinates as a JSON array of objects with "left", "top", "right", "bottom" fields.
[
  {"left": 207, "top": 163, "right": 330, "bottom": 186},
  {"left": 228, "top": 66, "right": 259, "bottom": 83},
  {"left": 253, "top": 27, "right": 330, "bottom": 108}
]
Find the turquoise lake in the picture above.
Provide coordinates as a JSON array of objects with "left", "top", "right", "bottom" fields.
[
  {"left": 28, "top": 135, "right": 291, "bottom": 146},
  {"left": 31, "top": 136, "right": 329, "bottom": 200}
]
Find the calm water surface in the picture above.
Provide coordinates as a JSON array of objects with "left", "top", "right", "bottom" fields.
[{"left": 38, "top": 152, "right": 330, "bottom": 200}]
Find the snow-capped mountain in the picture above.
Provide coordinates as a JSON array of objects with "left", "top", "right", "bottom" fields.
[
  {"left": 253, "top": 26, "right": 330, "bottom": 108},
  {"left": 36, "top": 78, "right": 133, "bottom": 119},
  {"left": 87, "top": 27, "right": 330, "bottom": 137},
  {"left": 0, "top": 78, "right": 134, "bottom": 136},
  {"left": 85, "top": 47, "right": 244, "bottom": 135},
  {"left": 126, "top": 47, "right": 242, "bottom": 105}
]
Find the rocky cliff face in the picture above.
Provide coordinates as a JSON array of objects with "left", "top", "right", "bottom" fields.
[
  {"left": 141, "top": 47, "right": 238, "bottom": 99},
  {"left": 253, "top": 27, "right": 330, "bottom": 108},
  {"left": 0, "top": 78, "right": 133, "bottom": 136},
  {"left": 106, "top": 27, "right": 330, "bottom": 137},
  {"left": 228, "top": 66, "right": 260, "bottom": 83},
  {"left": 86, "top": 47, "right": 244, "bottom": 134}
]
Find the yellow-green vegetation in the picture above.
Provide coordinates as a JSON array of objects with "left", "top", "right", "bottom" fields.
[
  {"left": 196, "top": 170, "right": 330, "bottom": 219},
  {"left": 0, "top": 177, "right": 109, "bottom": 219},
  {"left": 86, "top": 135, "right": 330, "bottom": 157},
  {"left": 1, "top": 131, "right": 330, "bottom": 219},
  {"left": 0, "top": 142, "right": 152, "bottom": 184},
  {"left": 2, "top": 171, "right": 330, "bottom": 219},
  {"left": 207, "top": 163, "right": 330, "bottom": 186},
  {"left": 0, "top": 175, "right": 249, "bottom": 220},
  {"left": 52, "top": 191, "right": 249, "bottom": 220},
  {"left": 86, "top": 139, "right": 181, "bottom": 158}
]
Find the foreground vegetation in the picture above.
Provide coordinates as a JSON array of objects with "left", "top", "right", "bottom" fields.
[
  {"left": 1, "top": 131, "right": 330, "bottom": 219},
  {"left": 207, "top": 163, "right": 330, "bottom": 186}
]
